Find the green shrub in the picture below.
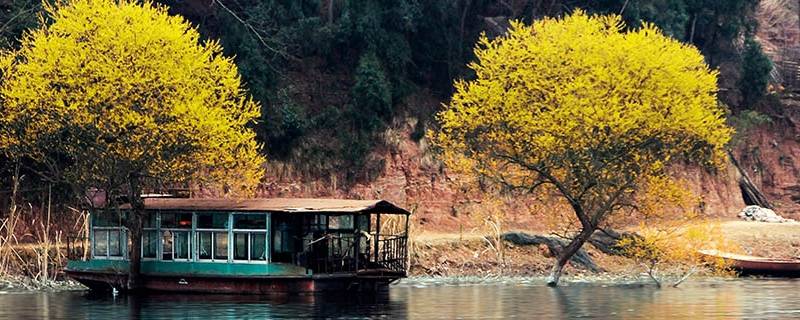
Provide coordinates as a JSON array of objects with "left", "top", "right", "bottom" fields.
[
  {"left": 351, "top": 51, "right": 392, "bottom": 131},
  {"left": 728, "top": 109, "right": 772, "bottom": 144},
  {"left": 739, "top": 37, "right": 773, "bottom": 106},
  {"left": 262, "top": 88, "right": 307, "bottom": 159}
]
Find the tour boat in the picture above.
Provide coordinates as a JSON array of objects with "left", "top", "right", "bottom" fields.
[
  {"left": 65, "top": 198, "right": 411, "bottom": 294},
  {"left": 699, "top": 249, "right": 800, "bottom": 276}
]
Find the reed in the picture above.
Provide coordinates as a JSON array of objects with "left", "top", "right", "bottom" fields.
[
  {"left": 0, "top": 183, "right": 88, "bottom": 289},
  {"left": 470, "top": 199, "right": 507, "bottom": 273}
]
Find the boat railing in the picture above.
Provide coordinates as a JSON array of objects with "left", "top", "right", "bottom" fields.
[
  {"left": 303, "top": 232, "right": 408, "bottom": 275},
  {"left": 303, "top": 233, "right": 362, "bottom": 274},
  {"left": 373, "top": 234, "right": 407, "bottom": 273}
]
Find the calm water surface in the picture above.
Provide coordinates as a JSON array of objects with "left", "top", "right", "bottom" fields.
[{"left": 0, "top": 278, "right": 799, "bottom": 319}]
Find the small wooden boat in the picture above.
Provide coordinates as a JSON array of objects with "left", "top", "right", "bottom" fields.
[{"left": 699, "top": 249, "right": 800, "bottom": 277}]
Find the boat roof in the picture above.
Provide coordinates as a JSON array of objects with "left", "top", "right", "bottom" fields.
[{"left": 119, "top": 198, "right": 411, "bottom": 215}]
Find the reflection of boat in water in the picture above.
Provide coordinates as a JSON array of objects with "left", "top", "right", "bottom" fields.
[
  {"left": 699, "top": 249, "right": 800, "bottom": 277},
  {"left": 65, "top": 198, "right": 411, "bottom": 294}
]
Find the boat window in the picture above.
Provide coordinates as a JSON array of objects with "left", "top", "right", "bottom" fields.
[
  {"left": 271, "top": 214, "right": 301, "bottom": 263},
  {"left": 251, "top": 233, "right": 267, "bottom": 261},
  {"left": 197, "top": 212, "right": 229, "bottom": 262},
  {"left": 234, "top": 233, "right": 248, "bottom": 260},
  {"left": 161, "top": 230, "right": 173, "bottom": 260},
  {"left": 160, "top": 229, "right": 191, "bottom": 261},
  {"left": 234, "top": 214, "right": 266, "bottom": 229},
  {"left": 197, "top": 213, "right": 227, "bottom": 229},
  {"left": 214, "top": 232, "right": 228, "bottom": 260},
  {"left": 142, "top": 230, "right": 158, "bottom": 258},
  {"left": 92, "top": 210, "right": 125, "bottom": 227},
  {"left": 357, "top": 214, "right": 369, "bottom": 231},
  {"left": 142, "top": 212, "right": 157, "bottom": 228},
  {"left": 108, "top": 230, "right": 122, "bottom": 257},
  {"left": 92, "top": 210, "right": 127, "bottom": 259},
  {"left": 233, "top": 231, "right": 267, "bottom": 262},
  {"left": 273, "top": 222, "right": 295, "bottom": 253},
  {"left": 161, "top": 212, "right": 192, "bottom": 229},
  {"left": 328, "top": 215, "right": 353, "bottom": 230},
  {"left": 158, "top": 211, "right": 192, "bottom": 261},
  {"left": 305, "top": 215, "right": 327, "bottom": 231},
  {"left": 141, "top": 212, "right": 158, "bottom": 259},
  {"left": 174, "top": 231, "right": 190, "bottom": 260},
  {"left": 198, "top": 232, "right": 213, "bottom": 260},
  {"left": 94, "top": 230, "right": 108, "bottom": 256}
]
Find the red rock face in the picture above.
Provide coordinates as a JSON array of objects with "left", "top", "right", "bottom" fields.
[{"left": 731, "top": 98, "right": 800, "bottom": 218}]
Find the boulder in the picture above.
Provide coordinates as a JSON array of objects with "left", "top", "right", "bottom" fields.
[{"left": 737, "top": 205, "right": 795, "bottom": 223}]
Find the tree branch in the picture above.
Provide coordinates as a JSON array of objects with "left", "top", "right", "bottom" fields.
[{"left": 211, "top": 0, "right": 300, "bottom": 63}]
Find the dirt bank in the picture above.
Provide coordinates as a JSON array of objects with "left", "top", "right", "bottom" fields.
[{"left": 410, "top": 220, "right": 800, "bottom": 278}]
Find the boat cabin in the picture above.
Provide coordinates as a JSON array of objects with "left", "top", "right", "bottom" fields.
[{"left": 66, "top": 198, "right": 411, "bottom": 294}]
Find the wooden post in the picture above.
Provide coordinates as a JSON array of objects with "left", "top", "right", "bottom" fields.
[
  {"left": 405, "top": 213, "right": 410, "bottom": 237},
  {"left": 374, "top": 213, "right": 380, "bottom": 263},
  {"left": 404, "top": 213, "right": 410, "bottom": 271},
  {"left": 266, "top": 213, "right": 271, "bottom": 263},
  {"left": 354, "top": 226, "right": 360, "bottom": 272}
]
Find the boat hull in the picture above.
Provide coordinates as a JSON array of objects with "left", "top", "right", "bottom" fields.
[
  {"left": 65, "top": 259, "right": 404, "bottom": 294},
  {"left": 65, "top": 269, "right": 398, "bottom": 294},
  {"left": 700, "top": 250, "right": 800, "bottom": 277},
  {"left": 730, "top": 260, "right": 800, "bottom": 277}
]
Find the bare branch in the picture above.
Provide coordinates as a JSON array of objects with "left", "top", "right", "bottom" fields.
[
  {"left": 211, "top": 0, "right": 300, "bottom": 63},
  {"left": 672, "top": 266, "right": 697, "bottom": 288}
]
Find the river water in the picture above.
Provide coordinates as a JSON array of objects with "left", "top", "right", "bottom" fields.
[{"left": 0, "top": 278, "right": 798, "bottom": 319}]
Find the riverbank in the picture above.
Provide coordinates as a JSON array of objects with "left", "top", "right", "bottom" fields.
[
  {"left": 409, "top": 220, "right": 800, "bottom": 279},
  {"left": 0, "top": 275, "right": 83, "bottom": 293},
  {"left": 409, "top": 230, "right": 634, "bottom": 278}
]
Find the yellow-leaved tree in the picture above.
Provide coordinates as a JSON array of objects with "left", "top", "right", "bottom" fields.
[
  {"left": 0, "top": 0, "right": 265, "bottom": 289},
  {"left": 432, "top": 11, "right": 732, "bottom": 286}
]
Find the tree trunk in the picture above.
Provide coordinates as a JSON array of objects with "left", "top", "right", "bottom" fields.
[
  {"left": 546, "top": 226, "right": 595, "bottom": 287},
  {"left": 728, "top": 150, "right": 773, "bottom": 209},
  {"left": 125, "top": 174, "right": 144, "bottom": 291},
  {"left": 127, "top": 211, "right": 143, "bottom": 290}
]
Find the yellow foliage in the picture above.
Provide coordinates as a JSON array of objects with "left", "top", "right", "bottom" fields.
[
  {"left": 432, "top": 10, "right": 732, "bottom": 227},
  {"left": 620, "top": 177, "right": 737, "bottom": 286},
  {"left": 0, "top": 0, "right": 264, "bottom": 195},
  {"left": 619, "top": 221, "right": 738, "bottom": 286},
  {"left": 637, "top": 175, "right": 701, "bottom": 221}
]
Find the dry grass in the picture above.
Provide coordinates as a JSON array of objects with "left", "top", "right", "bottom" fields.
[{"left": 0, "top": 185, "right": 89, "bottom": 289}]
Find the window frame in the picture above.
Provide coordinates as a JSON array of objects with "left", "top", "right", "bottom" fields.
[
  {"left": 151, "top": 211, "right": 193, "bottom": 262},
  {"left": 195, "top": 212, "right": 232, "bottom": 263},
  {"left": 141, "top": 212, "right": 159, "bottom": 261},
  {"left": 231, "top": 212, "right": 269, "bottom": 263},
  {"left": 159, "top": 228, "right": 192, "bottom": 262},
  {"left": 91, "top": 210, "right": 127, "bottom": 260}
]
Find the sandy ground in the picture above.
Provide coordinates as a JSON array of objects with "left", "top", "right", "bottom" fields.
[
  {"left": 409, "top": 219, "right": 800, "bottom": 277},
  {"left": 720, "top": 220, "right": 800, "bottom": 258}
]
